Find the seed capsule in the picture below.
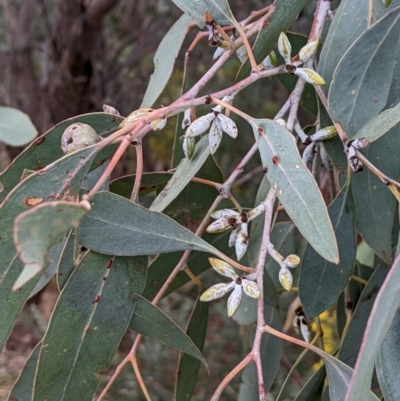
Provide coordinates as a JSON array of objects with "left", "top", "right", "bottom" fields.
[{"left": 61, "top": 123, "right": 100, "bottom": 154}]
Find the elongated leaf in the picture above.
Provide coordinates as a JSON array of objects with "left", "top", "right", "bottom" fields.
[
  {"left": 300, "top": 184, "right": 356, "bottom": 318},
  {"left": 353, "top": 102, "right": 400, "bottom": 142},
  {"left": 171, "top": 0, "right": 235, "bottom": 26},
  {"left": 0, "top": 146, "right": 97, "bottom": 348},
  {"left": 238, "top": 305, "right": 282, "bottom": 400},
  {"left": 151, "top": 135, "right": 213, "bottom": 212},
  {"left": 376, "top": 310, "right": 400, "bottom": 401},
  {"left": 337, "top": 259, "right": 389, "bottom": 367},
  {"left": 0, "top": 112, "right": 123, "bottom": 202},
  {"left": 318, "top": 0, "right": 399, "bottom": 92},
  {"left": 129, "top": 294, "right": 206, "bottom": 365},
  {"left": 78, "top": 191, "right": 219, "bottom": 256},
  {"left": 13, "top": 201, "right": 89, "bottom": 289},
  {"left": 345, "top": 253, "right": 400, "bottom": 401},
  {"left": 294, "top": 366, "right": 326, "bottom": 401},
  {"left": 237, "top": 0, "right": 309, "bottom": 80},
  {"left": 33, "top": 253, "right": 147, "bottom": 401},
  {"left": 328, "top": 7, "right": 400, "bottom": 137},
  {"left": 28, "top": 237, "right": 67, "bottom": 299},
  {"left": 250, "top": 118, "right": 338, "bottom": 263},
  {"left": 8, "top": 342, "right": 41, "bottom": 401},
  {"left": 141, "top": 13, "right": 193, "bottom": 108},
  {"left": 0, "top": 106, "right": 37, "bottom": 146},
  {"left": 351, "top": 128, "right": 400, "bottom": 264},
  {"left": 57, "top": 230, "right": 77, "bottom": 290},
  {"left": 174, "top": 294, "right": 209, "bottom": 401}
]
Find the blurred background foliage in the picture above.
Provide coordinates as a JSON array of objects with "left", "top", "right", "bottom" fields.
[{"left": 0, "top": 1, "right": 340, "bottom": 400}]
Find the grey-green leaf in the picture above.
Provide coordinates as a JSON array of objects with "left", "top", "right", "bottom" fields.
[
  {"left": 318, "top": 0, "right": 399, "bottom": 92},
  {"left": 174, "top": 295, "right": 208, "bottom": 401},
  {"left": 250, "top": 118, "right": 338, "bottom": 263},
  {"left": 141, "top": 13, "right": 193, "bottom": 108},
  {"left": 0, "top": 146, "right": 96, "bottom": 348},
  {"left": 236, "top": 0, "right": 309, "bottom": 80},
  {"left": 151, "top": 135, "right": 213, "bottom": 213},
  {"left": 13, "top": 201, "right": 89, "bottom": 289},
  {"left": 170, "top": 0, "right": 235, "bottom": 26},
  {"left": 33, "top": 253, "right": 147, "bottom": 401},
  {"left": 300, "top": 184, "right": 356, "bottom": 318},
  {"left": 78, "top": 191, "right": 219, "bottom": 256},
  {"left": 0, "top": 112, "right": 123, "bottom": 202},
  {"left": 344, "top": 253, "right": 400, "bottom": 401},
  {"left": 129, "top": 294, "right": 206, "bottom": 365},
  {"left": 353, "top": 101, "right": 400, "bottom": 142},
  {"left": 0, "top": 106, "right": 37, "bottom": 146},
  {"left": 328, "top": 7, "right": 400, "bottom": 137},
  {"left": 376, "top": 310, "right": 400, "bottom": 401},
  {"left": 8, "top": 343, "right": 41, "bottom": 401}
]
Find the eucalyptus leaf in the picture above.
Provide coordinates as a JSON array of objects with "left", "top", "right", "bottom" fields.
[
  {"left": 318, "top": 0, "right": 399, "bottom": 92},
  {"left": 344, "top": 253, "right": 400, "bottom": 401},
  {"left": 0, "top": 146, "right": 97, "bottom": 348},
  {"left": 300, "top": 183, "right": 356, "bottom": 318},
  {"left": 151, "top": 135, "right": 215, "bottom": 213},
  {"left": 328, "top": 7, "right": 400, "bottom": 137},
  {"left": 0, "top": 112, "right": 123, "bottom": 202},
  {"left": 141, "top": 13, "right": 193, "bottom": 108},
  {"left": 376, "top": 309, "right": 400, "bottom": 401},
  {"left": 8, "top": 343, "right": 41, "bottom": 401},
  {"left": 353, "top": 102, "right": 400, "bottom": 142},
  {"left": 294, "top": 366, "right": 326, "bottom": 401},
  {"left": 78, "top": 191, "right": 219, "bottom": 256},
  {"left": 0, "top": 106, "right": 37, "bottom": 146},
  {"left": 237, "top": 0, "right": 309, "bottom": 80},
  {"left": 170, "top": 0, "right": 236, "bottom": 26},
  {"left": 250, "top": 118, "right": 338, "bottom": 264},
  {"left": 174, "top": 295, "right": 208, "bottom": 401},
  {"left": 13, "top": 201, "right": 89, "bottom": 289},
  {"left": 33, "top": 253, "right": 147, "bottom": 401},
  {"left": 57, "top": 230, "right": 77, "bottom": 290},
  {"left": 129, "top": 294, "right": 206, "bottom": 365}
]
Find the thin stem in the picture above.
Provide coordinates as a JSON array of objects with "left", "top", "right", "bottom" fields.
[
  {"left": 227, "top": 193, "right": 242, "bottom": 213},
  {"left": 130, "top": 138, "right": 144, "bottom": 202},
  {"left": 131, "top": 356, "right": 152, "bottom": 401},
  {"left": 212, "top": 96, "right": 253, "bottom": 121},
  {"left": 232, "top": 22, "right": 259, "bottom": 72},
  {"left": 351, "top": 275, "right": 368, "bottom": 285},
  {"left": 183, "top": 266, "right": 204, "bottom": 289}
]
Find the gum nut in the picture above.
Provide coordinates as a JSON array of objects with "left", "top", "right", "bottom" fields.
[
  {"left": 200, "top": 282, "right": 235, "bottom": 302},
  {"left": 284, "top": 254, "right": 301, "bottom": 268},
  {"left": 61, "top": 123, "right": 100, "bottom": 154},
  {"left": 279, "top": 267, "right": 293, "bottom": 291},
  {"left": 119, "top": 108, "right": 153, "bottom": 128},
  {"left": 227, "top": 284, "right": 242, "bottom": 317},
  {"left": 295, "top": 68, "right": 326, "bottom": 86},
  {"left": 241, "top": 279, "right": 260, "bottom": 298},
  {"left": 103, "top": 104, "right": 120, "bottom": 116},
  {"left": 208, "top": 258, "right": 237, "bottom": 280}
]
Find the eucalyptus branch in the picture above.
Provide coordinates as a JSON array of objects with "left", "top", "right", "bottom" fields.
[{"left": 130, "top": 138, "right": 144, "bottom": 202}]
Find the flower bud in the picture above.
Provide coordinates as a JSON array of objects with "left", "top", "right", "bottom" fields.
[
  {"left": 235, "top": 222, "right": 249, "bottom": 261},
  {"left": 229, "top": 228, "right": 238, "bottom": 247},
  {"left": 103, "top": 104, "right": 120, "bottom": 116},
  {"left": 310, "top": 126, "right": 337, "bottom": 141},
  {"left": 150, "top": 117, "right": 167, "bottom": 131},
  {"left": 295, "top": 40, "right": 319, "bottom": 65},
  {"left": 349, "top": 138, "right": 370, "bottom": 149},
  {"left": 294, "top": 68, "right": 326, "bottom": 86},
  {"left": 236, "top": 45, "right": 247, "bottom": 64},
  {"left": 61, "top": 123, "right": 100, "bottom": 154},
  {"left": 278, "top": 32, "right": 292, "bottom": 64},
  {"left": 209, "top": 258, "right": 237, "bottom": 279},
  {"left": 320, "top": 145, "right": 333, "bottom": 171},
  {"left": 218, "top": 114, "right": 238, "bottom": 138},
  {"left": 260, "top": 51, "right": 277, "bottom": 69},
  {"left": 209, "top": 118, "right": 223, "bottom": 154},
  {"left": 119, "top": 108, "right": 153, "bottom": 128},
  {"left": 200, "top": 282, "right": 235, "bottom": 302},
  {"left": 227, "top": 285, "right": 242, "bottom": 317},
  {"left": 279, "top": 266, "right": 293, "bottom": 291},
  {"left": 283, "top": 254, "right": 301, "bottom": 268},
  {"left": 241, "top": 279, "right": 260, "bottom": 298},
  {"left": 294, "top": 120, "right": 309, "bottom": 143},
  {"left": 347, "top": 144, "right": 363, "bottom": 172},
  {"left": 222, "top": 94, "right": 235, "bottom": 104},
  {"left": 186, "top": 113, "right": 214, "bottom": 137},
  {"left": 302, "top": 142, "right": 316, "bottom": 167},
  {"left": 182, "top": 109, "right": 192, "bottom": 131},
  {"left": 183, "top": 136, "right": 196, "bottom": 159}
]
